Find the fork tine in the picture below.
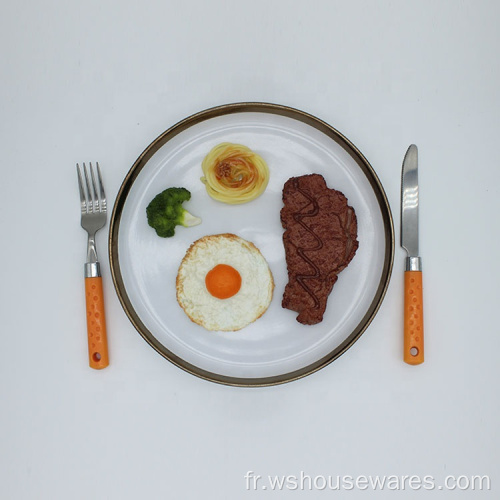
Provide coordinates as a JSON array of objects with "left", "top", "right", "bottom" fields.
[
  {"left": 83, "top": 162, "right": 95, "bottom": 213},
  {"left": 89, "top": 162, "right": 100, "bottom": 212},
  {"left": 96, "top": 162, "right": 107, "bottom": 212},
  {"left": 76, "top": 163, "right": 87, "bottom": 213}
]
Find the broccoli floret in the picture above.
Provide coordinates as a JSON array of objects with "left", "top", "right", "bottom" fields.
[{"left": 146, "top": 187, "right": 201, "bottom": 237}]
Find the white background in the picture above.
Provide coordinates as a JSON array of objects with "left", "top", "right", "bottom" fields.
[{"left": 1, "top": 1, "right": 499, "bottom": 498}]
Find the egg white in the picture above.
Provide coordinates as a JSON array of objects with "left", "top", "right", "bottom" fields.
[{"left": 176, "top": 234, "right": 274, "bottom": 331}]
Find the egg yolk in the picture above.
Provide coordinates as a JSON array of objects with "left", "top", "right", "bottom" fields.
[{"left": 205, "top": 264, "right": 242, "bottom": 299}]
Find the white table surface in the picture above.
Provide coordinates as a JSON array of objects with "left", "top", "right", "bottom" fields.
[{"left": 1, "top": 1, "right": 499, "bottom": 498}]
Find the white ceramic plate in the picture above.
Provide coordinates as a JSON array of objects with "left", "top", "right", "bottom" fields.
[{"left": 109, "top": 103, "right": 394, "bottom": 386}]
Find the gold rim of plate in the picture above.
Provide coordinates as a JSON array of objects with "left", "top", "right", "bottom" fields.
[{"left": 108, "top": 102, "right": 395, "bottom": 387}]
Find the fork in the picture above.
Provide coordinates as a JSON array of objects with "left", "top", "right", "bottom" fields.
[{"left": 77, "top": 162, "right": 109, "bottom": 369}]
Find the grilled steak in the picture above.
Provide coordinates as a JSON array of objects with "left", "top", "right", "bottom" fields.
[{"left": 280, "top": 174, "right": 358, "bottom": 325}]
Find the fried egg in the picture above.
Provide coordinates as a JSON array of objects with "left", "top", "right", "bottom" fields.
[{"left": 176, "top": 234, "right": 274, "bottom": 331}]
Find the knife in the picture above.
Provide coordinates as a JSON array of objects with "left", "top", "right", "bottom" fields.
[{"left": 401, "top": 144, "right": 424, "bottom": 364}]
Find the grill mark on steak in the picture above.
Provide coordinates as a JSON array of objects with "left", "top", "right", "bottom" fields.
[{"left": 281, "top": 174, "right": 359, "bottom": 325}]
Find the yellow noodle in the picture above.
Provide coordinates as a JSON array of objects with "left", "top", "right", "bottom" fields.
[{"left": 200, "top": 143, "right": 270, "bottom": 204}]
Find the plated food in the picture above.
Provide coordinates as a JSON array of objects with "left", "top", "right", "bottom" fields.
[
  {"left": 146, "top": 144, "right": 358, "bottom": 330},
  {"left": 109, "top": 102, "right": 394, "bottom": 386},
  {"left": 176, "top": 234, "right": 274, "bottom": 331},
  {"left": 201, "top": 142, "right": 270, "bottom": 204},
  {"left": 281, "top": 174, "right": 358, "bottom": 325},
  {"left": 146, "top": 187, "right": 201, "bottom": 237}
]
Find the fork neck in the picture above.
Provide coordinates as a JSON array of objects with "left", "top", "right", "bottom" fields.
[
  {"left": 85, "top": 234, "right": 101, "bottom": 277},
  {"left": 86, "top": 233, "right": 99, "bottom": 265}
]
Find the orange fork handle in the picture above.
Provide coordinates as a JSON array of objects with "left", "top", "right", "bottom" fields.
[
  {"left": 85, "top": 277, "right": 109, "bottom": 369},
  {"left": 404, "top": 271, "right": 424, "bottom": 365}
]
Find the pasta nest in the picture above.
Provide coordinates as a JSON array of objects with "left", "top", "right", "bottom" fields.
[{"left": 201, "top": 143, "right": 270, "bottom": 204}]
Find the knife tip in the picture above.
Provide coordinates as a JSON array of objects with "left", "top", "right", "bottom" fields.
[{"left": 404, "top": 144, "right": 418, "bottom": 165}]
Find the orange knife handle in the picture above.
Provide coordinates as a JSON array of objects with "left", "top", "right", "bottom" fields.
[
  {"left": 85, "top": 276, "right": 109, "bottom": 369},
  {"left": 404, "top": 270, "right": 424, "bottom": 365}
]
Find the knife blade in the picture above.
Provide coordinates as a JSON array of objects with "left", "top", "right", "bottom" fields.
[{"left": 401, "top": 144, "right": 424, "bottom": 364}]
